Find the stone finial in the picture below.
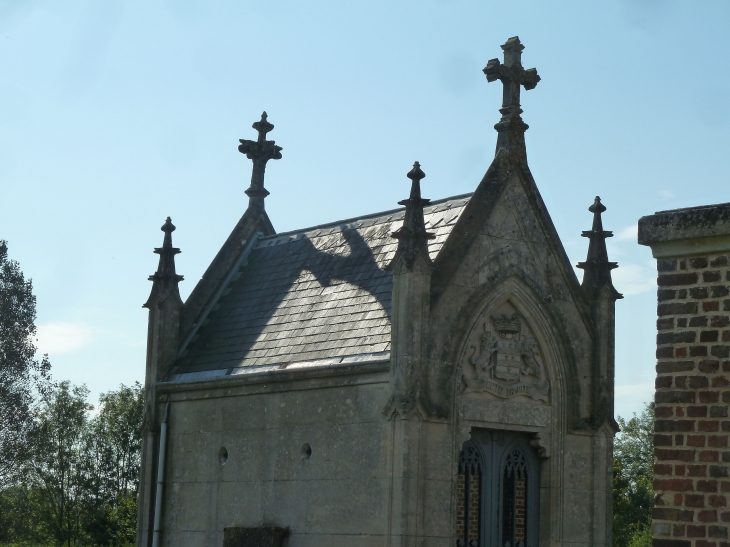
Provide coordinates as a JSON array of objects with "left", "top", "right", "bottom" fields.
[
  {"left": 483, "top": 36, "right": 540, "bottom": 155},
  {"left": 577, "top": 197, "right": 621, "bottom": 295},
  {"left": 387, "top": 162, "right": 435, "bottom": 271},
  {"left": 143, "top": 217, "right": 184, "bottom": 308},
  {"left": 238, "top": 112, "right": 283, "bottom": 211}
]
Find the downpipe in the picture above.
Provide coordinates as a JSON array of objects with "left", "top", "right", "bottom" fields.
[{"left": 151, "top": 402, "right": 170, "bottom": 547}]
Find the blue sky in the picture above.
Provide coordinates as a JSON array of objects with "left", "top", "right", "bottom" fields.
[{"left": 1, "top": 0, "right": 729, "bottom": 418}]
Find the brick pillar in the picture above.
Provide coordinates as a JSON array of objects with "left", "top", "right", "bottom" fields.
[{"left": 640, "top": 204, "right": 730, "bottom": 547}]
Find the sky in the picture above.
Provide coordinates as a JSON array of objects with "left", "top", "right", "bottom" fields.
[{"left": 1, "top": 0, "right": 729, "bottom": 419}]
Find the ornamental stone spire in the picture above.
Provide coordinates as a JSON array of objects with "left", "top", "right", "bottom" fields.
[
  {"left": 387, "top": 161, "right": 435, "bottom": 271},
  {"left": 483, "top": 36, "right": 541, "bottom": 156},
  {"left": 144, "top": 217, "right": 184, "bottom": 308},
  {"left": 238, "top": 112, "right": 283, "bottom": 211},
  {"left": 577, "top": 197, "right": 620, "bottom": 295}
]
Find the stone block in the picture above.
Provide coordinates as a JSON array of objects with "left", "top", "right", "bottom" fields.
[
  {"left": 421, "top": 422, "right": 456, "bottom": 481},
  {"left": 222, "top": 527, "right": 288, "bottom": 547},
  {"left": 168, "top": 431, "right": 225, "bottom": 483},
  {"left": 561, "top": 488, "right": 591, "bottom": 542},
  {"left": 260, "top": 479, "right": 309, "bottom": 533},
  {"left": 216, "top": 480, "right": 263, "bottom": 529},
  {"left": 421, "top": 479, "right": 453, "bottom": 537},
  {"left": 285, "top": 534, "right": 334, "bottom": 547},
  {"left": 163, "top": 530, "right": 213, "bottom": 547},
  {"left": 305, "top": 478, "right": 388, "bottom": 535},
  {"left": 173, "top": 399, "right": 223, "bottom": 434},
  {"left": 166, "top": 481, "right": 214, "bottom": 532},
  {"left": 322, "top": 535, "right": 384, "bottom": 547},
  {"left": 564, "top": 440, "right": 593, "bottom": 490}
]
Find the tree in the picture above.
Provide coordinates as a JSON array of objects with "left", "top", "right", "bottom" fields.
[
  {"left": 2, "top": 381, "right": 144, "bottom": 546},
  {"left": 614, "top": 402, "right": 654, "bottom": 547},
  {"left": 83, "top": 382, "right": 144, "bottom": 546},
  {"left": 0, "top": 240, "right": 51, "bottom": 482},
  {"left": 26, "top": 381, "right": 92, "bottom": 546}
]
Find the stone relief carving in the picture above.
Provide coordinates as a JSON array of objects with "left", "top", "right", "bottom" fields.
[{"left": 461, "top": 309, "right": 549, "bottom": 403}]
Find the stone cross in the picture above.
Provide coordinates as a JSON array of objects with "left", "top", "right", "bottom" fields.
[
  {"left": 483, "top": 37, "right": 540, "bottom": 152},
  {"left": 238, "top": 112, "right": 283, "bottom": 210}
]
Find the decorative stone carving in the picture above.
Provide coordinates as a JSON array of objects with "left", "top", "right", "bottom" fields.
[{"left": 461, "top": 308, "right": 549, "bottom": 403}]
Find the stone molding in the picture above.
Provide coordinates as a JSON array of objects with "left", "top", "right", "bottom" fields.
[{"left": 639, "top": 202, "right": 730, "bottom": 248}]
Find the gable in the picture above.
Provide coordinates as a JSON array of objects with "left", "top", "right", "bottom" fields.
[
  {"left": 431, "top": 155, "right": 591, "bottom": 326},
  {"left": 170, "top": 195, "right": 470, "bottom": 380},
  {"left": 424, "top": 163, "right": 596, "bottom": 421}
]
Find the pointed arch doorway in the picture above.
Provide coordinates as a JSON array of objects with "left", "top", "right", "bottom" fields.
[{"left": 457, "top": 431, "right": 541, "bottom": 547}]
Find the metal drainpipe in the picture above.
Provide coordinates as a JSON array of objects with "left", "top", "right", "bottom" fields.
[{"left": 151, "top": 402, "right": 170, "bottom": 547}]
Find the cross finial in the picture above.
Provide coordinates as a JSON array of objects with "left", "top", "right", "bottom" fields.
[
  {"left": 483, "top": 36, "right": 540, "bottom": 154},
  {"left": 238, "top": 112, "right": 283, "bottom": 211}
]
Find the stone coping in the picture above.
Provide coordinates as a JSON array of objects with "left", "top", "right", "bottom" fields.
[
  {"left": 155, "top": 359, "right": 389, "bottom": 401},
  {"left": 638, "top": 202, "right": 730, "bottom": 258},
  {"left": 167, "top": 351, "right": 390, "bottom": 383}
]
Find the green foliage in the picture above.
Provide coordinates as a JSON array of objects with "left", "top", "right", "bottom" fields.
[
  {"left": 27, "top": 381, "right": 92, "bottom": 545},
  {"left": 0, "top": 381, "right": 143, "bottom": 547},
  {"left": 628, "top": 526, "right": 652, "bottom": 547},
  {"left": 614, "top": 403, "right": 654, "bottom": 547},
  {"left": 0, "top": 240, "right": 52, "bottom": 482}
]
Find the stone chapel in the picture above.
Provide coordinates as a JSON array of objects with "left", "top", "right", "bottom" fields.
[{"left": 137, "top": 37, "right": 621, "bottom": 547}]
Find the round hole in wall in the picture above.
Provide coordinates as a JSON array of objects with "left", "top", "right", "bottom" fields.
[
  {"left": 218, "top": 447, "right": 228, "bottom": 465},
  {"left": 301, "top": 443, "right": 312, "bottom": 460}
]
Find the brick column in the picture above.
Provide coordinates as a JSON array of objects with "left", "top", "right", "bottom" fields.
[{"left": 640, "top": 204, "right": 730, "bottom": 547}]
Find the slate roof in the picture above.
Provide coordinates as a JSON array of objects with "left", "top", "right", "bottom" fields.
[{"left": 170, "top": 193, "right": 471, "bottom": 381}]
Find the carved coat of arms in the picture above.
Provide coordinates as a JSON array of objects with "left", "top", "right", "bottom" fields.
[{"left": 462, "top": 313, "right": 549, "bottom": 402}]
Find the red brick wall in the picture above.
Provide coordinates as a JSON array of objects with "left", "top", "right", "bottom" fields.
[
  {"left": 653, "top": 253, "right": 730, "bottom": 547},
  {"left": 456, "top": 472, "right": 480, "bottom": 542},
  {"left": 516, "top": 477, "right": 526, "bottom": 543}
]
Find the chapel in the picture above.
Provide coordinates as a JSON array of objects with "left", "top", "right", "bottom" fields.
[{"left": 137, "top": 37, "right": 621, "bottom": 547}]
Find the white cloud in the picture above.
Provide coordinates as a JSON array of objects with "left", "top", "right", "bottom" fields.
[
  {"left": 659, "top": 190, "right": 674, "bottom": 200},
  {"left": 612, "top": 262, "right": 656, "bottom": 296},
  {"left": 615, "top": 224, "right": 638, "bottom": 241},
  {"left": 615, "top": 381, "right": 655, "bottom": 419},
  {"left": 36, "top": 323, "right": 93, "bottom": 355}
]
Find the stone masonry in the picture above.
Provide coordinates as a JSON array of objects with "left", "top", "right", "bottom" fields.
[
  {"left": 640, "top": 203, "right": 730, "bottom": 547},
  {"left": 138, "top": 38, "right": 619, "bottom": 547}
]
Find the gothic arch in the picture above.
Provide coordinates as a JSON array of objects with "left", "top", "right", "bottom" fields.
[
  {"left": 447, "top": 276, "right": 575, "bottom": 546},
  {"left": 450, "top": 275, "right": 573, "bottom": 415}
]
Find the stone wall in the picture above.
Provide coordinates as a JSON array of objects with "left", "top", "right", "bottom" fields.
[{"left": 639, "top": 203, "right": 730, "bottom": 547}]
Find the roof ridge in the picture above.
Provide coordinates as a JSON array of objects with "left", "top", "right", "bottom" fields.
[{"left": 258, "top": 192, "right": 473, "bottom": 241}]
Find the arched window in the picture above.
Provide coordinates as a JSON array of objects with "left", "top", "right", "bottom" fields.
[
  {"left": 457, "top": 441, "right": 482, "bottom": 547},
  {"left": 457, "top": 432, "right": 540, "bottom": 547},
  {"left": 500, "top": 447, "right": 529, "bottom": 547}
]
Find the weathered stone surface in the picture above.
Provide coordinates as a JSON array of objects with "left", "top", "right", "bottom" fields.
[
  {"left": 140, "top": 37, "right": 617, "bottom": 547},
  {"left": 222, "top": 527, "right": 288, "bottom": 547}
]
